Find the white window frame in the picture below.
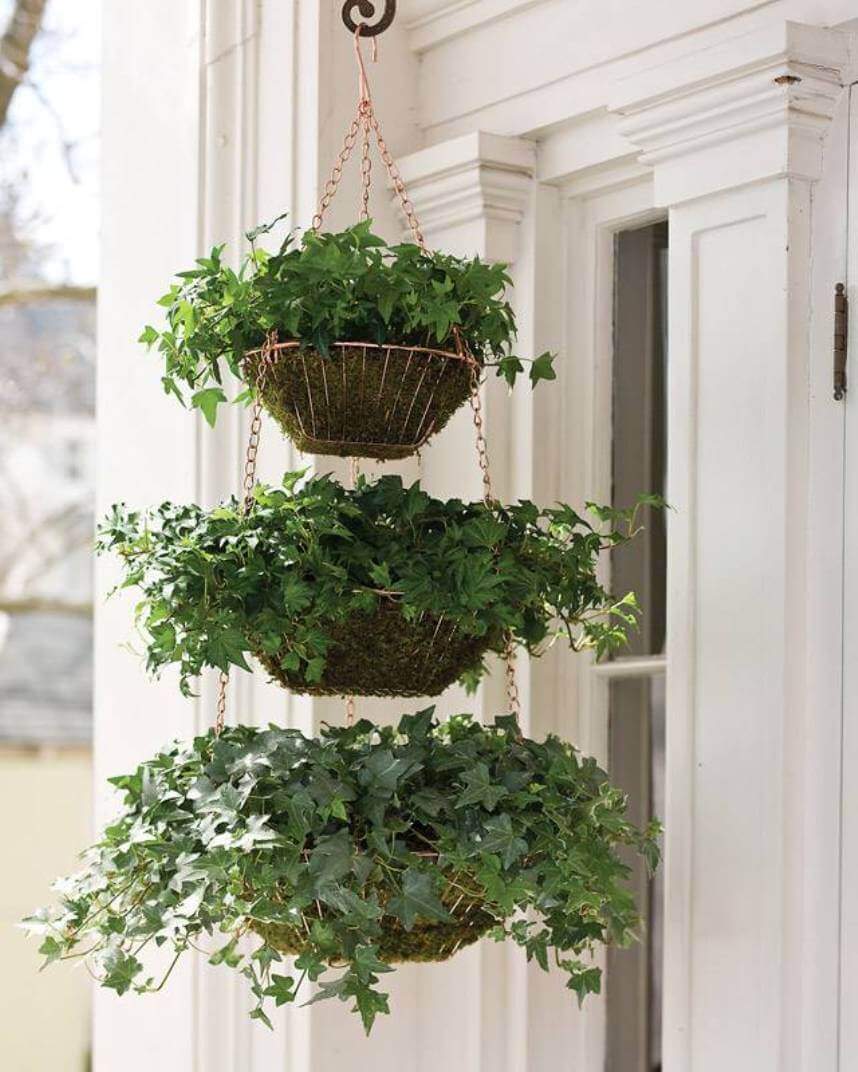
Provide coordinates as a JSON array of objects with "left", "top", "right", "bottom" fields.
[{"left": 540, "top": 171, "right": 668, "bottom": 1070}]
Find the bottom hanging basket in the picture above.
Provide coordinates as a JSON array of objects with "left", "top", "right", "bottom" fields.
[
  {"left": 28, "top": 713, "right": 659, "bottom": 1035},
  {"left": 245, "top": 340, "right": 475, "bottom": 460},
  {"left": 253, "top": 882, "right": 495, "bottom": 963},
  {"left": 255, "top": 600, "right": 498, "bottom": 697}
]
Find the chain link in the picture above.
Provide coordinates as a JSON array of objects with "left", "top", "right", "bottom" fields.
[
  {"left": 214, "top": 670, "right": 229, "bottom": 736},
  {"left": 468, "top": 363, "right": 493, "bottom": 506},
  {"left": 503, "top": 635, "right": 522, "bottom": 722},
  {"left": 454, "top": 331, "right": 522, "bottom": 717},
  {"left": 311, "top": 110, "right": 362, "bottom": 232},
  {"left": 359, "top": 107, "right": 372, "bottom": 221},
  {"left": 311, "top": 27, "right": 427, "bottom": 247},
  {"left": 368, "top": 113, "right": 426, "bottom": 249},
  {"left": 344, "top": 455, "right": 362, "bottom": 727},
  {"left": 214, "top": 333, "right": 275, "bottom": 735}
]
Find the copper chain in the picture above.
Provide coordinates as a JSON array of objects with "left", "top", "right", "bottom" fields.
[
  {"left": 359, "top": 106, "right": 372, "bottom": 221},
  {"left": 457, "top": 330, "right": 520, "bottom": 718},
  {"left": 468, "top": 364, "right": 494, "bottom": 506},
  {"left": 503, "top": 636, "right": 522, "bottom": 720},
  {"left": 312, "top": 28, "right": 426, "bottom": 248},
  {"left": 214, "top": 670, "right": 229, "bottom": 737},
  {"left": 213, "top": 334, "right": 274, "bottom": 735},
  {"left": 311, "top": 110, "right": 362, "bottom": 232},
  {"left": 368, "top": 112, "right": 425, "bottom": 249},
  {"left": 344, "top": 455, "right": 362, "bottom": 727}
]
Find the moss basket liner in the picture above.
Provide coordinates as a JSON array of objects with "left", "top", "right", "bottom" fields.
[
  {"left": 245, "top": 340, "right": 475, "bottom": 460},
  {"left": 253, "top": 876, "right": 495, "bottom": 963},
  {"left": 256, "top": 600, "right": 500, "bottom": 697}
]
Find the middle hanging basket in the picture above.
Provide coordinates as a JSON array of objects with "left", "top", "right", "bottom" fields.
[
  {"left": 244, "top": 339, "right": 476, "bottom": 461},
  {"left": 97, "top": 471, "right": 635, "bottom": 700}
]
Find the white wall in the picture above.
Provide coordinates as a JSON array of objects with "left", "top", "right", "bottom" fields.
[{"left": 1, "top": 749, "right": 92, "bottom": 1072}]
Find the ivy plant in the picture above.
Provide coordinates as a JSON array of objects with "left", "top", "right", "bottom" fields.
[
  {"left": 25, "top": 711, "right": 660, "bottom": 1032},
  {"left": 139, "top": 219, "right": 556, "bottom": 427},
  {"left": 97, "top": 472, "right": 653, "bottom": 696}
]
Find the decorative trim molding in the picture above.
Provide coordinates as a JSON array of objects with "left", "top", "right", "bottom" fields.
[
  {"left": 611, "top": 20, "right": 852, "bottom": 204},
  {"left": 397, "top": 131, "right": 535, "bottom": 262}
]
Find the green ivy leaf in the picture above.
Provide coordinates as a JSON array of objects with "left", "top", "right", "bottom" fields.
[
  {"left": 479, "top": 814, "right": 528, "bottom": 868},
  {"left": 387, "top": 868, "right": 451, "bottom": 931},
  {"left": 191, "top": 387, "right": 228, "bottom": 427},
  {"left": 308, "top": 829, "right": 353, "bottom": 887},
  {"left": 529, "top": 351, "right": 557, "bottom": 385},
  {"left": 102, "top": 948, "right": 143, "bottom": 996},
  {"left": 561, "top": 960, "right": 603, "bottom": 1007},
  {"left": 456, "top": 763, "right": 508, "bottom": 811},
  {"left": 264, "top": 973, "right": 297, "bottom": 1007}
]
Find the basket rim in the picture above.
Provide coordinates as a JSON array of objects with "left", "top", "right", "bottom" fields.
[{"left": 244, "top": 338, "right": 478, "bottom": 367}]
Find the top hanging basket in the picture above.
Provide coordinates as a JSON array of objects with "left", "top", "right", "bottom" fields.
[
  {"left": 244, "top": 338, "right": 475, "bottom": 461},
  {"left": 139, "top": 25, "right": 556, "bottom": 459},
  {"left": 140, "top": 223, "right": 556, "bottom": 460}
]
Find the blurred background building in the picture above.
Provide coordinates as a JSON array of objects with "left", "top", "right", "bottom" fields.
[{"left": 0, "top": 1, "right": 98, "bottom": 1068}]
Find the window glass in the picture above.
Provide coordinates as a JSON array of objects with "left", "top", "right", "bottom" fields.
[{"left": 605, "top": 221, "right": 668, "bottom": 1072}]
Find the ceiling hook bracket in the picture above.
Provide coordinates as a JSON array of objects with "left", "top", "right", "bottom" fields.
[{"left": 342, "top": 1, "right": 396, "bottom": 37}]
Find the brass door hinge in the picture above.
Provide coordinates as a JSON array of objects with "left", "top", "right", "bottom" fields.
[{"left": 835, "top": 282, "right": 848, "bottom": 401}]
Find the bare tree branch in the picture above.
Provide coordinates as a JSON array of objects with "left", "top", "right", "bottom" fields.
[
  {"left": 0, "top": 596, "right": 91, "bottom": 615},
  {"left": 24, "top": 73, "right": 82, "bottom": 183},
  {"left": 0, "top": 0, "right": 49, "bottom": 129},
  {"left": 0, "top": 281, "right": 95, "bottom": 305}
]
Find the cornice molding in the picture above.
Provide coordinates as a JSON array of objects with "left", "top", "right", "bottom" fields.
[
  {"left": 400, "top": 0, "right": 548, "bottom": 53},
  {"left": 397, "top": 131, "right": 535, "bottom": 262},
  {"left": 611, "top": 20, "right": 852, "bottom": 204}
]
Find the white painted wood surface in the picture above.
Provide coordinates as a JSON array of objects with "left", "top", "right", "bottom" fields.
[
  {"left": 840, "top": 81, "right": 858, "bottom": 1072},
  {"left": 96, "top": 1, "right": 857, "bottom": 1068}
]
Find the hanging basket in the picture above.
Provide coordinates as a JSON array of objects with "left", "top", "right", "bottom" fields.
[
  {"left": 255, "top": 600, "right": 498, "bottom": 697},
  {"left": 244, "top": 340, "right": 476, "bottom": 460},
  {"left": 29, "top": 715, "right": 659, "bottom": 1034}
]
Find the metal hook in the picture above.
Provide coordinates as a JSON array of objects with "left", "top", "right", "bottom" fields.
[
  {"left": 353, "top": 25, "right": 373, "bottom": 105},
  {"left": 341, "top": 0, "right": 396, "bottom": 37}
]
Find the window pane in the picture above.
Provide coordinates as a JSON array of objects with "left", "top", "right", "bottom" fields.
[
  {"left": 611, "top": 222, "right": 668, "bottom": 656},
  {"left": 606, "top": 676, "right": 665, "bottom": 1072},
  {"left": 605, "top": 220, "right": 668, "bottom": 1072}
]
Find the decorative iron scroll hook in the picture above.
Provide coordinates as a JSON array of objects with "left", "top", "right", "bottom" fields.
[{"left": 342, "top": 0, "right": 396, "bottom": 37}]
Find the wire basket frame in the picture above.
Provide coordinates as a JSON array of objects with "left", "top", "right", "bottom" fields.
[{"left": 244, "top": 339, "right": 478, "bottom": 461}]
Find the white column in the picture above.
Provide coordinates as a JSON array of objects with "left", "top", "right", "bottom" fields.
[
  {"left": 613, "top": 21, "right": 851, "bottom": 1072},
  {"left": 397, "top": 130, "right": 537, "bottom": 1072},
  {"left": 95, "top": 5, "right": 205, "bottom": 1070},
  {"left": 398, "top": 131, "right": 535, "bottom": 715}
]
